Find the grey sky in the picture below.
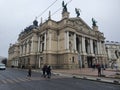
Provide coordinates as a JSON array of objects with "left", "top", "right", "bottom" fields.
[{"left": 0, "top": 0, "right": 120, "bottom": 57}]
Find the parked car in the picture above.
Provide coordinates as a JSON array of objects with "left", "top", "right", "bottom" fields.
[{"left": 0, "top": 63, "right": 6, "bottom": 70}]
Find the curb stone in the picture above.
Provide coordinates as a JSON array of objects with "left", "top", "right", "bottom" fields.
[
  {"left": 72, "top": 75, "right": 120, "bottom": 85},
  {"left": 32, "top": 69, "right": 120, "bottom": 85}
]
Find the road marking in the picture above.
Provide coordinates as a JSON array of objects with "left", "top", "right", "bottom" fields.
[
  {"left": 1, "top": 80, "right": 7, "bottom": 84},
  {"left": 6, "top": 79, "right": 14, "bottom": 83},
  {"left": 17, "top": 78, "right": 26, "bottom": 82},
  {"left": 0, "top": 76, "right": 66, "bottom": 85},
  {"left": 12, "top": 79, "right": 20, "bottom": 83}
]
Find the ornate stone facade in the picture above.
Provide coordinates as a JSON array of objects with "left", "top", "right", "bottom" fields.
[
  {"left": 8, "top": 10, "right": 107, "bottom": 69},
  {"left": 105, "top": 41, "right": 120, "bottom": 67},
  {"left": 8, "top": 43, "right": 19, "bottom": 67}
]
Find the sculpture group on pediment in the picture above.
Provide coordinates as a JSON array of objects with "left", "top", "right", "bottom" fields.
[
  {"left": 33, "top": 19, "right": 38, "bottom": 26},
  {"left": 75, "top": 8, "right": 80, "bottom": 17},
  {"left": 62, "top": 1, "right": 67, "bottom": 12},
  {"left": 92, "top": 18, "right": 97, "bottom": 26}
]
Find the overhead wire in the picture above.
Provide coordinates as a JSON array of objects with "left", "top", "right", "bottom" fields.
[
  {"left": 22, "top": 0, "right": 58, "bottom": 30},
  {"left": 24, "top": 0, "right": 72, "bottom": 28},
  {"left": 37, "top": 0, "right": 58, "bottom": 19},
  {"left": 15, "top": 0, "right": 73, "bottom": 44}
]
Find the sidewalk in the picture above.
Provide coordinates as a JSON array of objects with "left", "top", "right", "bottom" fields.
[
  {"left": 52, "top": 68, "right": 120, "bottom": 85},
  {"left": 32, "top": 68, "right": 120, "bottom": 85},
  {"left": 52, "top": 68, "right": 118, "bottom": 77}
]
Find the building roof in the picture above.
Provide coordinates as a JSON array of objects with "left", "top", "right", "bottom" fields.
[{"left": 105, "top": 41, "right": 120, "bottom": 45}]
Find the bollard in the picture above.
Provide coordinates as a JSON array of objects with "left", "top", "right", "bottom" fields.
[
  {"left": 96, "top": 78, "right": 101, "bottom": 81},
  {"left": 83, "top": 77, "right": 87, "bottom": 79},
  {"left": 113, "top": 80, "right": 119, "bottom": 84}
]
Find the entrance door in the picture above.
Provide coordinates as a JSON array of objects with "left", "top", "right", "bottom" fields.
[{"left": 87, "top": 57, "right": 93, "bottom": 68}]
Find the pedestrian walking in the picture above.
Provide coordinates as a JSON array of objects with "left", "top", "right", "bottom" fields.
[
  {"left": 42, "top": 64, "right": 47, "bottom": 78},
  {"left": 97, "top": 64, "right": 101, "bottom": 77},
  {"left": 27, "top": 65, "right": 32, "bottom": 79},
  {"left": 46, "top": 65, "right": 52, "bottom": 78}
]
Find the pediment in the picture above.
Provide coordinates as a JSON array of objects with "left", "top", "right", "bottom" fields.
[{"left": 67, "top": 17, "right": 92, "bottom": 30}]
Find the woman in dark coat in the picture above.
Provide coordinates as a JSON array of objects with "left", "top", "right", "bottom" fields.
[
  {"left": 46, "top": 65, "right": 51, "bottom": 78},
  {"left": 27, "top": 65, "right": 32, "bottom": 79}
]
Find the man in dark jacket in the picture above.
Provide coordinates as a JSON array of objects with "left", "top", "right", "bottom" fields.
[
  {"left": 27, "top": 65, "right": 32, "bottom": 79},
  {"left": 42, "top": 64, "right": 47, "bottom": 78}
]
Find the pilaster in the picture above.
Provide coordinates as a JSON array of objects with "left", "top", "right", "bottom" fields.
[
  {"left": 81, "top": 36, "right": 86, "bottom": 55},
  {"left": 90, "top": 39, "right": 94, "bottom": 56},
  {"left": 38, "top": 36, "right": 40, "bottom": 52},
  {"left": 74, "top": 33, "right": 77, "bottom": 52},
  {"left": 44, "top": 32, "right": 47, "bottom": 51},
  {"left": 26, "top": 43, "right": 29, "bottom": 54},
  {"left": 20, "top": 45, "right": 22, "bottom": 56},
  {"left": 48, "top": 31, "right": 52, "bottom": 51},
  {"left": 66, "top": 31, "right": 69, "bottom": 52},
  {"left": 97, "top": 41, "right": 100, "bottom": 55}
]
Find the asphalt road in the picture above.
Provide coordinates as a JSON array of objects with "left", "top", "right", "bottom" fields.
[{"left": 0, "top": 68, "right": 120, "bottom": 90}]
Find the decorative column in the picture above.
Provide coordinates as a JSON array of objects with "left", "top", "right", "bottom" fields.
[
  {"left": 44, "top": 32, "right": 47, "bottom": 51},
  {"left": 78, "top": 37, "right": 82, "bottom": 53},
  {"left": 38, "top": 57, "right": 41, "bottom": 68},
  {"left": 97, "top": 41, "right": 99, "bottom": 55},
  {"left": 66, "top": 31, "right": 69, "bottom": 51},
  {"left": 74, "top": 33, "right": 77, "bottom": 52},
  {"left": 26, "top": 43, "right": 29, "bottom": 54},
  {"left": 40, "top": 42, "right": 42, "bottom": 52},
  {"left": 94, "top": 40, "right": 98, "bottom": 54},
  {"left": 88, "top": 39, "right": 90, "bottom": 54},
  {"left": 64, "top": 31, "right": 67, "bottom": 50},
  {"left": 90, "top": 39, "right": 94, "bottom": 55},
  {"left": 23, "top": 45, "right": 25, "bottom": 55},
  {"left": 81, "top": 36, "right": 86, "bottom": 54},
  {"left": 38, "top": 36, "right": 40, "bottom": 52},
  {"left": 99, "top": 41, "right": 102, "bottom": 55},
  {"left": 31, "top": 37, "right": 34, "bottom": 53},
  {"left": 48, "top": 31, "right": 51, "bottom": 51},
  {"left": 97, "top": 41, "right": 102, "bottom": 55},
  {"left": 102, "top": 42, "right": 105, "bottom": 55},
  {"left": 20, "top": 45, "right": 22, "bottom": 56}
]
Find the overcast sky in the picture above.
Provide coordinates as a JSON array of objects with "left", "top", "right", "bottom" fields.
[{"left": 0, "top": 0, "right": 120, "bottom": 57}]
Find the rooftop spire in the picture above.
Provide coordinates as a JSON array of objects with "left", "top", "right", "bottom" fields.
[{"left": 48, "top": 11, "right": 51, "bottom": 19}]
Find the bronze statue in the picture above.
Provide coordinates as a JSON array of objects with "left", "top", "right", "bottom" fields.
[
  {"left": 62, "top": 1, "right": 67, "bottom": 12},
  {"left": 33, "top": 19, "right": 38, "bottom": 26},
  {"left": 75, "top": 8, "right": 80, "bottom": 17},
  {"left": 92, "top": 18, "right": 97, "bottom": 26}
]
